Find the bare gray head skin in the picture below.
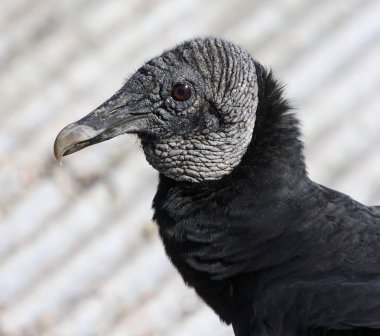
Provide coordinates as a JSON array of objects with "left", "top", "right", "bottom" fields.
[{"left": 54, "top": 38, "right": 259, "bottom": 183}]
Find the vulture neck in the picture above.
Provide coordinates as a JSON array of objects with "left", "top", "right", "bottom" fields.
[
  {"left": 156, "top": 63, "right": 308, "bottom": 194},
  {"left": 233, "top": 62, "right": 307, "bottom": 187}
]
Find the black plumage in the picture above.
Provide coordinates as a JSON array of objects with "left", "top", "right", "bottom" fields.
[{"left": 54, "top": 38, "right": 380, "bottom": 336}]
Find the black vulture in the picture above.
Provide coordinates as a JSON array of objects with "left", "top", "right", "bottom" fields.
[{"left": 54, "top": 38, "right": 380, "bottom": 336}]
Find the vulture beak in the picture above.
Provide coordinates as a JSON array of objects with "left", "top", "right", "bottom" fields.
[{"left": 54, "top": 91, "right": 149, "bottom": 163}]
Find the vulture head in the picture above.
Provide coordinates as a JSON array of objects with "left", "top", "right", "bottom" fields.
[{"left": 54, "top": 38, "right": 260, "bottom": 182}]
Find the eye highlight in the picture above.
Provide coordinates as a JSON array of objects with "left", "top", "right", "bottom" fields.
[{"left": 171, "top": 83, "right": 191, "bottom": 101}]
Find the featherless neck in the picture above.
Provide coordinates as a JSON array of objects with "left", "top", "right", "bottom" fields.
[{"left": 158, "top": 63, "right": 307, "bottom": 196}]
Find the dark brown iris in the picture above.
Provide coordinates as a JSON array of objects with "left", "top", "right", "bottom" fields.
[{"left": 171, "top": 83, "right": 191, "bottom": 101}]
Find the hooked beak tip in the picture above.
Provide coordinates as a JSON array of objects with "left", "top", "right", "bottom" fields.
[{"left": 53, "top": 123, "right": 103, "bottom": 164}]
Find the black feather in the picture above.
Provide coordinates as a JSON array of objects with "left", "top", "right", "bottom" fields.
[{"left": 153, "top": 63, "right": 380, "bottom": 336}]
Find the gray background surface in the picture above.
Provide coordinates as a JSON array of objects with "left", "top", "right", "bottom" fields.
[{"left": 0, "top": 0, "right": 379, "bottom": 335}]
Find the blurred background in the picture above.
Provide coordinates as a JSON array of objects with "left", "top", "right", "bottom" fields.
[{"left": 0, "top": 0, "right": 379, "bottom": 335}]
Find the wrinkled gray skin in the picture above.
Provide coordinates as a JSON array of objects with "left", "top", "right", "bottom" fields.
[
  {"left": 55, "top": 38, "right": 259, "bottom": 183},
  {"left": 136, "top": 39, "right": 259, "bottom": 182}
]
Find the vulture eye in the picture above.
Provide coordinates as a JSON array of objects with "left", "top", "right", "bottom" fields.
[{"left": 171, "top": 83, "right": 191, "bottom": 101}]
